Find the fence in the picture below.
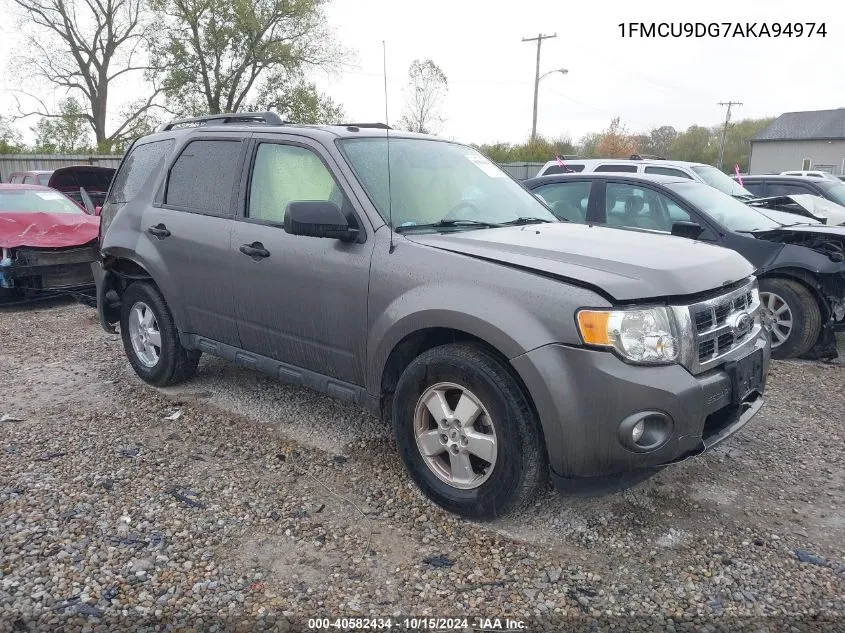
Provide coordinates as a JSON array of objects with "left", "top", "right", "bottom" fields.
[
  {"left": 496, "top": 162, "right": 546, "bottom": 180},
  {"left": 0, "top": 154, "right": 123, "bottom": 182}
]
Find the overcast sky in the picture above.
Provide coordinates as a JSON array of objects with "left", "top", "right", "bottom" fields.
[{"left": 2, "top": 0, "right": 844, "bottom": 146}]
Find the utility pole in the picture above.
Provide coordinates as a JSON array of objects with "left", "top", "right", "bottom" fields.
[
  {"left": 523, "top": 32, "right": 557, "bottom": 142},
  {"left": 717, "top": 101, "right": 742, "bottom": 170}
]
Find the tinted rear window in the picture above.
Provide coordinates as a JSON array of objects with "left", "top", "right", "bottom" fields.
[
  {"left": 110, "top": 139, "right": 175, "bottom": 204},
  {"left": 594, "top": 164, "right": 638, "bottom": 173},
  {"left": 165, "top": 139, "right": 242, "bottom": 215}
]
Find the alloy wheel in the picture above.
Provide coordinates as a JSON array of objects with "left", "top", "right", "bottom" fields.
[
  {"left": 128, "top": 301, "right": 162, "bottom": 367},
  {"left": 760, "top": 291, "right": 793, "bottom": 349},
  {"left": 413, "top": 382, "right": 497, "bottom": 490}
]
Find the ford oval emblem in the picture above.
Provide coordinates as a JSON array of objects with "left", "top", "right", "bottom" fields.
[{"left": 732, "top": 312, "right": 752, "bottom": 337}]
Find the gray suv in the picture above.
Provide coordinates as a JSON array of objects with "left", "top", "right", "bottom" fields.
[{"left": 94, "top": 112, "right": 770, "bottom": 518}]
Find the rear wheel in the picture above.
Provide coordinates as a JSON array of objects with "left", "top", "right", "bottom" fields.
[
  {"left": 759, "top": 278, "right": 821, "bottom": 359},
  {"left": 120, "top": 282, "right": 200, "bottom": 386},
  {"left": 392, "top": 343, "right": 546, "bottom": 519}
]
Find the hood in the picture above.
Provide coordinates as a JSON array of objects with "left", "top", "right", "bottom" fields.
[
  {"left": 753, "top": 223, "right": 845, "bottom": 262},
  {"left": 0, "top": 212, "right": 99, "bottom": 248},
  {"left": 47, "top": 166, "right": 115, "bottom": 193},
  {"left": 405, "top": 223, "right": 754, "bottom": 301},
  {"left": 748, "top": 194, "right": 845, "bottom": 226}
]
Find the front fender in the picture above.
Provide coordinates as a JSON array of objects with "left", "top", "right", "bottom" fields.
[{"left": 366, "top": 281, "right": 559, "bottom": 395}]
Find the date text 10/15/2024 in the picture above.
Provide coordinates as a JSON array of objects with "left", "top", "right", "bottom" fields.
[
  {"left": 307, "top": 617, "right": 527, "bottom": 631},
  {"left": 618, "top": 22, "right": 826, "bottom": 38}
]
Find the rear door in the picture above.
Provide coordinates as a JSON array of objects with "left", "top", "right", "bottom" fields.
[
  {"left": 230, "top": 135, "right": 373, "bottom": 384},
  {"left": 142, "top": 135, "right": 246, "bottom": 345}
]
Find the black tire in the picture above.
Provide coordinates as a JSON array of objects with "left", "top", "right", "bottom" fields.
[
  {"left": 759, "top": 277, "right": 822, "bottom": 360},
  {"left": 392, "top": 343, "right": 546, "bottom": 519},
  {"left": 120, "top": 282, "right": 200, "bottom": 386}
]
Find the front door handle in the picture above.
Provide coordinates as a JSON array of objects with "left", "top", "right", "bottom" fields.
[
  {"left": 147, "top": 224, "right": 171, "bottom": 240},
  {"left": 239, "top": 242, "right": 270, "bottom": 261}
]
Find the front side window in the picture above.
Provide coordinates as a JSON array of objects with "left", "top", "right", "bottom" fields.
[
  {"left": 767, "top": 182, "right": 813, "bottom": 197},
  {"left": 338, "top": 138, "right": 556, "bottom": 230},
  {"left": 533, "top": 182, "right": 591, "bottom": 222},
  {"left": 666, "top": 182, "right": 780, "bottom": 232},
  {"left": 0, "top": 189, "right": 84, "bottom": 214},
  {"left": 543, "top": 164, "right": 585, "bottom": 175},
  {"left": 165, "top": 139, "right": 241, "bottom": 215},
  {"left": 602, "top": 183, "right": 690, "bottom": 232},
  {"left": 22, "top": 176, "right": 33, "bottom": 184},
  {"left": 248, "top": 143, "right": 344, "bottom": 223},
  {"left": 110, "top": 139, "right": 175, "bottom": 204},
  {"left": 817, "top": 180, "right": 845, "bottom": 205}
]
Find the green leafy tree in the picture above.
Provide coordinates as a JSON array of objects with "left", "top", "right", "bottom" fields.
[
  {"left": 0, "top": 116, "right": 25, "bottom": 154},
  {"left": 150, "top": 0, "right": 340, "bottom": 115},
  {"left": 398, "top": 59, "right": 448, "bottom": 134},
  {"left": 31, "top": 98, "right": 93, "bottom": 154},
  {"left": 11, "top": 0, "right": 160, "bottom": 151},
  {"left": 578, "top": 132, "right": 602, "bottom": 158},
  {"left": 476, "top": 135, "right": 575, "bottom": 163},
  {"left": 714, "top": 117, "right": 775, "bottom": 172},
  {"left": 640, "top": 125, "right": 677, "bottom": 158},
  {"left": 669, "top": 125, "right": 717, "bottom": 164},
  {"left": 255, "top": 75, "right": 344, "bottom": 124}
]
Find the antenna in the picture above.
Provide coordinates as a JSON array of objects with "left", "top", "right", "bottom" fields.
[{"left": 383, "top": 40, "right": 395, "bottom": 254}]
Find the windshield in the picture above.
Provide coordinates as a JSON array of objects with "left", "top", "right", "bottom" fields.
[
  {"left": 666, "top": 182, "right": 781, "bottom": 232},
  {"left": 338, "top": 138, "right": 557, "bottom": 230},
  {"left": 0, "top": 188, "right": 84, "bottom": 214},
  {"left": 818, "top": 180, "right": 845, "bottom": 205},
  {"left": 690, "top": 165, "right": 753, "bottom": 197}
]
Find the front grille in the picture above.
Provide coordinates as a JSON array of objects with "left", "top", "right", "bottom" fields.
[{"left": 684, "top": 280, "right": 761, "bottom": 373}]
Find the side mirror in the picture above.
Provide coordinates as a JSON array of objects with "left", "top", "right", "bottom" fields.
[
  {"left": 671, "top": 221, "right": 704, "bottom": 239},
  {"left": 94, "top": 206, "right": 102, "bottom": 216},
  {"left": 284, "top": 201, "right": 359, "bottom": 242}
]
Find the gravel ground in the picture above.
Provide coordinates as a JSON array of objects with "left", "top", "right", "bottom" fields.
[{"left": 1, "top": 300, "right": 844, "bottom": 632}]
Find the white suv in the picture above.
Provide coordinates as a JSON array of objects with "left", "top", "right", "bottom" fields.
[
  {"left": 780, "top": 170, "right": 842, "bottom": 181},
  {"left": 537, "top": 157, "right": 754, "bottom": 199}
]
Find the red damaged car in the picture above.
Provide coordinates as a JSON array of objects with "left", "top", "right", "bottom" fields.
[{"left": 0, "top": 184, "right": 99, "bottom": 302}]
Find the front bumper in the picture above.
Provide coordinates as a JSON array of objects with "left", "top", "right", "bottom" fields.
[
  {"left": 511, "top": 330, "right": 769, "bottom": 493},
  {"left": 1, "top": 245, "right": 96, "bottom": 299}
]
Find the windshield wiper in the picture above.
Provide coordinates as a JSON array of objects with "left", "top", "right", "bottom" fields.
[
  {"left": 501, "top": 217, "right": 555, "bottom": 225},
  {"left": 394, "top": 219, "right": 504, "bottom": 233}
]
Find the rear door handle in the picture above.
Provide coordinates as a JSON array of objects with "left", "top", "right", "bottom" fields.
[
  {"left": 147, "top": 224, "right": 171, "bottom": 239},
  {"left": 239, "top": 242, "right": 270, "bottom": 261}
]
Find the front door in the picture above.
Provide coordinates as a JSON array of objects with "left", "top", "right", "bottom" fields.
[{"left": 231, "top": 138, "right": 373, "bottom": 384}]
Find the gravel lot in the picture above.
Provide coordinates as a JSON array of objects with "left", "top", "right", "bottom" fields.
[{"left": 1, "top": 300, "right": 844, "bottom": 632}]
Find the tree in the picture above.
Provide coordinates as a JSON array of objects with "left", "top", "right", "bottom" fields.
[
  {"left": 11, "top": 0, "right": 160, "bottom": 152},
  {"left": 31, "top": 98, "right": 93, "bottom": 154},
  {"left": 255, "top": 75, "right": 344, "bottom": 124},
  {"left": 596, "top": 117, "right": 637, "bottom": 158},
  {"left": 0, "top": 116, "right": 25, "bottom": 154},
  {"left": 714, "top": 117, "right": 774, "bottom": 173},
  {"left": 475, "top": 135, "right": 575, "bottom": 163},
  {"left": 670, "top": 125, "right": 717, "bottom": 164},
  {"left": 640, "top": 125, "right": 677, "bottom": 158},
  {"left": 398, "top": 59, "right": 448, "bottom": 134},
  {"left": 150, "top": 0, "right": 339, "bottom": 115},
  {"left": 578, "top": 132, "right": 602, "bottom": 158}
]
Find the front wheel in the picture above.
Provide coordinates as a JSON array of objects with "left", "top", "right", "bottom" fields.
[
  {"left": 759, "top": 278, "right": 821, "bottom": 359},
  {"left": 392, "top": 343, "right": 546, "bottom": 519}
]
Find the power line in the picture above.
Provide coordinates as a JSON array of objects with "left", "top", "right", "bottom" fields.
[
  {"left": 717, "top": 100, "right": 742, "bottom": 169},
  {"left": 522, "top": 32, "right": 557, "bottom": 141}
]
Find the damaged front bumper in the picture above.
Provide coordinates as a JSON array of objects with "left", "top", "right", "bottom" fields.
[{"left": 0, "top": 244, "right": 97, "bottom": 302}]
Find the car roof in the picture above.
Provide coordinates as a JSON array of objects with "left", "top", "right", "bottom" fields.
[
  {"left": 525, "top": 172, "right": 692, "bottom": 186},
  {"left": 541, "top": 158, "right": 710, "bottom": 168},
  {"left": 740, "top": 174, "right": 825, "bottom": 182},
  {"left": 137, "top": 122, "right": 440, "bottom": 146}
]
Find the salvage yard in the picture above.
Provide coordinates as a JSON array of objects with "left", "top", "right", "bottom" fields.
[{"left": 1, "top": 301, "right": 844, "bottom": 631}]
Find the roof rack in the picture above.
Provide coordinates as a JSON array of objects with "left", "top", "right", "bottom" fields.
[
  {"left": 340, "top": 122, "right": 392, "bottom": 130},
  {"left": 156, "top": 111, "right": 285, "bottom": 132},
  {"left": 630, "top": 153, "right": 665, "bottom": 160}
]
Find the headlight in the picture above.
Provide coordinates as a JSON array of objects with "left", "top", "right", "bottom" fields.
[{"left": 577, "top": 307, "right": 680, "bottom": 365}]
